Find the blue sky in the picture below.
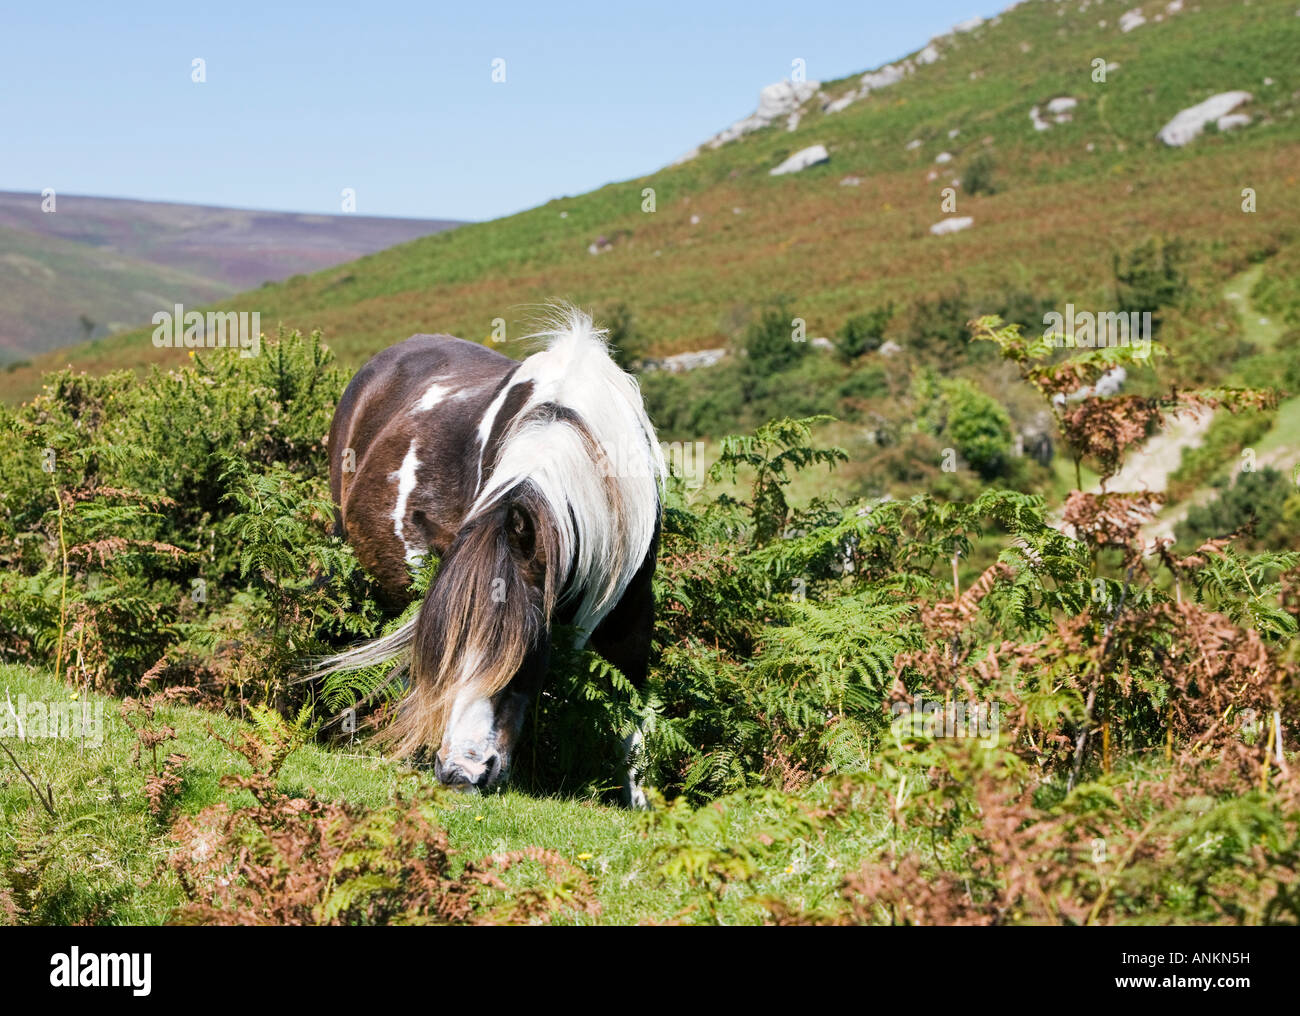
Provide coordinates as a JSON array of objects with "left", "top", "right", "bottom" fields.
[{"left": 2, "top": 1, "right": 991, "bottom": 222}]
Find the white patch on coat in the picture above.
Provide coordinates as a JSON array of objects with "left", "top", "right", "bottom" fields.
[
  {"left": 415, "top": 381, "right": 456, "bottom": 412},
  {"left": 474, "top": 377, "right": 517, "bottom": 492},
  {"left": 388, "top": 440, "right": 425, "bottom": 563}
]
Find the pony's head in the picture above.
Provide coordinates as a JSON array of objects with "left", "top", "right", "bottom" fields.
[{"left": 380, "top": 483, "right": 561, "bottom": 789}]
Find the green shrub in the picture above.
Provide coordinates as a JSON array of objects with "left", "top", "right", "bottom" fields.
[
  {"left": 1114, "top": 236, "right": 1189, "bottom": 321},
  {"left": 836, "top": 362, "right": 889, "bottom": 404},
  {"left": 914, "top": 373, "right": 1015, "bottom": 481},
  {"left": 641, "top": 363, "right": 747, "bottom": 439},
  {"left": 963, "top": 151, "right": 998, "bottom": 196},
  {"left": 991, "top": 288, "right": 1057, "bottom": 335},
  {"left": 741, "top": 303, "right": 808, "bottom": 382},
  {"left": 0, "top": 330, "right": 383, "bottom": 701},
  {"left": 1176, "top": 467, "right": 1300, "bottom": 551},
  {"left": 1234, "top": 328, "right": 1300, "bottom": 394},
  {"left": 1252, "top": 246, "right": 1300, "bottom": 329},
  {"left": 1166, "top": 409, "right": 1274, "bottom": 501},
  {"left": 642, "top": 331, "right": 843, "bottom": 442},
  {"left": 601, "top": 302, "right": 646, "bottom": 373},
  {"left": 837, "top": 305, "right": 894, "bottom": 361},
  {"left": 744, "top": 354, "right": 843, "bottom": 425},
  {"left": 945, "top": 380, "right": 1015, "bottom": 480},
  {"left": 906, "top": 285, "right": 971, "bottom": 361}
]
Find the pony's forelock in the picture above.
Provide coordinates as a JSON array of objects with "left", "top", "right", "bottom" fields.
[{"left": 378, "top": 485, "right": 557, "bottom": 758}]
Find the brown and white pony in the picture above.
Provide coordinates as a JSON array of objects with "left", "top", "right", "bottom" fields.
[{"left": 320, "top": 307, "right": 664, "bottom": 803}]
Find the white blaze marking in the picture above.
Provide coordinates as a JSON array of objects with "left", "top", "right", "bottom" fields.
[
  {"left": 389, "top": 440, "right": 424, "bottom": 563},
  {"left": 446, "top": 688, "right": 495, "bottom": 746},
  {"left": 442, "top": 685, "right": 497, "bottom": 781}
]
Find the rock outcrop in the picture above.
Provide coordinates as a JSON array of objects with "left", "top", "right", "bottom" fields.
[
  {"left": 770, "top": 144, "right": 830, "bottom": 175},
  {"left": 1157, "top": 91, "right": 1252, "bottom": 146},
  {"left": 930, "top": 216, "right": 974, "bottom": 236},
  {"left": 675, "top": 78, "right": 821, "bottom": 162}
]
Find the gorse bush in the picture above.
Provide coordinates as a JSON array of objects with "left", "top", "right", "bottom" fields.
[
  {"left": 600, "top": 301, "right": 646, "bottom": 373},
  {"left": 740, "top": 302, "right": 808, "bottom": 383},
  {"left": 1114, "top": 236, "right": 1189, "bottom": 323},
  {"left": 907, "top": 285, "right": 971, "bottom": 361},
  {"left": 963, "top": 151, "right": 998, "bottom": 196},
  {"left": 913, "top": 372, "right": 1015, "bottom": 480},
  {"left": 943, "top": 380, "right": 1015, "bottom": 479},
  {"left": 0, "top": 330, "right": 384, "bottom": 705},
  {"left": 837, "top": 304, "right": 894, "bottom": 362}
]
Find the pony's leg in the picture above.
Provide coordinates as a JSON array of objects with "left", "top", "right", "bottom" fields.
[
  {"left": 589, "top": 541, "right": 657, "bottom": 809},
  {"left": 622, "top": 724, "right": 649, "bottom": 810}
]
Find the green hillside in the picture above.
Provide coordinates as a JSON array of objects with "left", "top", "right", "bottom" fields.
[{"left": 3, "top": 0, "right": 1296, "bottom": 401}]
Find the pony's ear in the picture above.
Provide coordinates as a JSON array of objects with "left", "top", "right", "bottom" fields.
[{"left": 505, "top": 501, "right": 536, "bottom": 560}]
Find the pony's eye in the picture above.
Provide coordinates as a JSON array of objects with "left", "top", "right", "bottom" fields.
[{"left": 507, "top": 505, "right": 536, "bottom": 557}]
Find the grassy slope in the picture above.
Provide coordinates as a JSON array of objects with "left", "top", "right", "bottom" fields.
[
  {"left": 2, "top": 0, "right": 1297, "bottom": 400},
  {"left": 1226, "top": 266, "right": 1300, "bottom": 469},
  {"left": 0, "top": 665, "right": 892, "bottom": 925}
]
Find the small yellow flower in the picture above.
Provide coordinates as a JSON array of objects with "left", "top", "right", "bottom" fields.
[
  {"left": 784, "top": 866, "right": 794, "bottom": 874},
  {"left": 474, "top": 815, "right": 484, "bottom": 822},
  {"left": 577, "top": 852, "right": 593, "bottom": 860},
  {"left": 70, "top": 693, "right": 79, "bottom": 701}
]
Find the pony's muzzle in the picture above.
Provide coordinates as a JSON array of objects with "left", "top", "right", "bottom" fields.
[{"left": 435, "top": 748, "right": 502, "bottom": 791}]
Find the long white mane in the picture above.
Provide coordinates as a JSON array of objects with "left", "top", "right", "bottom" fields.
[{"left": 472, "top": 305, "right": 666, "bottom": 636}]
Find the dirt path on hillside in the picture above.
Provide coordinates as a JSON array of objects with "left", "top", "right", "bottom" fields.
[
  {"left": 1146, "top": 442, "right": 1300, "bottom": 541},
  {"left": 1129, "top": 267, "right": 1298, "bottom": 542},
  {"left": 1086, "top": 404, "right": 1215, "bottom": 499},
  {"left": 1063, "top": 267, "right": 1297, "bottom": 544}
]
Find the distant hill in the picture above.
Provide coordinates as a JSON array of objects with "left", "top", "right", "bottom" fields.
[
  {"left": 1, "top": 0, "right": 1296, "bottom": 397},
  {"left": 0, "top": 192, "right": 462, "bottom": 360}
]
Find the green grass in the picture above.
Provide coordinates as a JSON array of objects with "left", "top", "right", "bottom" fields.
[
  {"left": 1226, "top": 265, "right": 1279, "bottom": 351},
  {"left": 1051, "top": 452, "right": 1100, "bottom": 497},
  {"left": 0, "top": 664, "right": 402, "bottom": 923},
  {"left": 1256, "top": 395, "right": 1300, "bottom": 459},
  {"left": 0, "top": 664, "right": 899, "bottom": 925}
]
